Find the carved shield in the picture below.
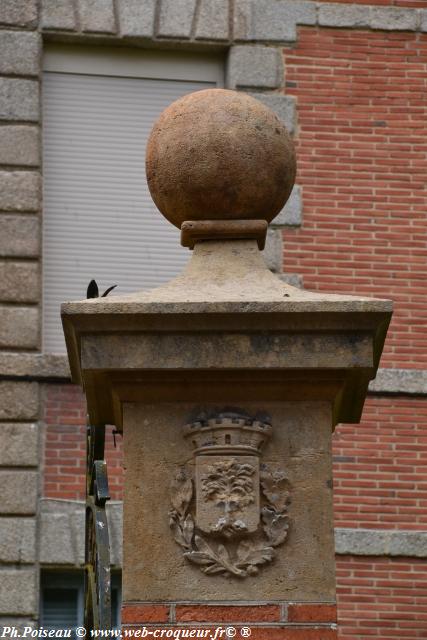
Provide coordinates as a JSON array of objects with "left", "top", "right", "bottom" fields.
[{"left": 195, "top": 455, "right": 260, "bottom": 536}]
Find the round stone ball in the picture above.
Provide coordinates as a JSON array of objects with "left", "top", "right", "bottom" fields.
[{"left": 146, "top": 89, "right": 296, "bottom": 228}]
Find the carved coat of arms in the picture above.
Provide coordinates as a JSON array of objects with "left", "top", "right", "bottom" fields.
[{"left": 169, "top": 411, "right": 291, "bottom": 578}]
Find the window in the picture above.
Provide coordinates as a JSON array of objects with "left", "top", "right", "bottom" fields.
[
  {"left": 43, "top": 45, "right": 224, "bottom": 352},
  {"left": 40, "top": 570, "right": 121, "bottom": 634}
]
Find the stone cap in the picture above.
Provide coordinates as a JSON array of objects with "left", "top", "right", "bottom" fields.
[
  {"left": 145, "top": 89, "right": 296, "bottom": 244},
  {"left": 62, "top": 247, "right": 391, "bottom": 431}
]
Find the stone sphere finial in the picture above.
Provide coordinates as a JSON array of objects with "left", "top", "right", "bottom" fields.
[{"left": 146, "top": 89, "right": 296, "bottom": 248}]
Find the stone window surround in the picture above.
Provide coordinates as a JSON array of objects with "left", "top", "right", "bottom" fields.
[{"left": 38, "top": 1, "right": 304, "bottom": 370}]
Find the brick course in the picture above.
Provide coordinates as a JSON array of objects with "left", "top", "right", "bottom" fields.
[
  {"left": 122, "top": 602, "right": 338, "bottom": 637},
  {"left": 337, "top": 556, "right": 427, "bottom": 639}
]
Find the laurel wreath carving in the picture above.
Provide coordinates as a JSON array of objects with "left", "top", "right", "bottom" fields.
[{"left": 169, "top": 465, "right": 290, "bottom": 578}]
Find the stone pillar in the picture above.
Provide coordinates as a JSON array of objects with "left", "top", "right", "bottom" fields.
[{"left": 63, "top": 89, "right": 392, "bottom": 638}]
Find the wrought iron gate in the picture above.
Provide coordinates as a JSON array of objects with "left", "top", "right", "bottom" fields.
[{"left": 84, "top": 421, "right": 112, "bottom": 630}]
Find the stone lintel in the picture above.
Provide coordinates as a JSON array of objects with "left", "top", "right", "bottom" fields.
[{"left": 39, "top": 0, "right": 427, "bottom": 43}]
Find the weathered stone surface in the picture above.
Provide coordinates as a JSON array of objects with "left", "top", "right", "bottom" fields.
[
  {"left": 0, "top": 569, "right": 37, "bottom": 615},
  {"left": 0, "top": 262, "right": 39, "bottom": 303},
  {"left": 108, "top": 502, "right": 123, "bottom": 566},
  {"left": 284, "top": 0, "right": 317, "bottom": 26},
  {"left": 335, "top": 528, "right": 427, "bottom": 558},
  {"left": 0, "top": 0, "right": 38, "bottom": 28},
  {"left": 124, "top": 401, "right": 334, "bottom": 601},
  {"left": 0, "top": 353, "right": 70, "bottom": 379},
  {"left": 0, "top": 424, "right": 38, "bottom": 467},
  {"left": 420, "top": 9, "right": 427, "bottom": 32},
  {"left": 370, "top": 7, "right": 419, "bottom": 31},
  {"left": 78, "top": 0, "right": 116, "bottom": 33},
  {"left": 158, "top": 0, "right": 197, "bottom": 39},
  {"left": 272, "top": 185, "right": 302, "bottom": 227},
  {"left": 0, "top": 79, "right": 39, "bottom": 122},
  {"left": 0, "top": 126, "right": 39, "bottom": 167},
  {"left": 0, "top": 32, "right": 40, "bottom": 77},
  {"left": 0, "top": 382, "right": 38, "bottom": 421},
  {"left": 147, "top": 90, "right": 295, "bottom": 228},
  {"left": 117, "top": 0, "right": 156, "bottom": 37},
  {"left": 389, "top": 531, "right": 427, "bottom": 557},
  {"left": 227, "top": 46, "right": 284, "bottom": 89},
  {"left": 280, "top": 273, "right": 303, "bottom": 289},
  {"left": 234, "top": 0, "right": 316, "bottom": 42},
  {"left": 318, "top": 3, "right": 370, "bottom": 28},
  {"left": 0, "top": 518, "right": 36, "bottom": 563},
  {"left": 262, "top": 228, "right": 283, "bottom": 273},
  {"left": 84, "top": 328, "right": 373, "bottom": 375},
  {"left": 0, "top": 215, "right": 39, "bottom": 257},
  {"left": 40, "top": 509, "right": 76, "bottom": 565},
  {"left": 0, "top": 172, "right": 41, "bottom": 212},
  {"left": 195, "top": 0, "right": 229, "bottom": 41},
  {"left": 40, "top": 499, "right": 123, "bottom": 566},
  {"left": 41, "top": 0, "right": 77, "bottom": 31},
  {"left": 0, "top": 306, "right": 39, "bottom": 349},
  {"left": 0, "top": 471, "right": 38, "bottom": 515},
  {"left": 369, "top": 368, "right": 427, "bottom": 395},
  {"left": 249, "top": 93, "right": 295, "bottom": 133}
]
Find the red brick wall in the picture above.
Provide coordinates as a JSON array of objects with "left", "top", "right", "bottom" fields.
[
  {"left": 121, "top": 602, "right": 337, "bottom": 639},
  {"left": 283, "top": 27, "right": 427, "bottom": 369},
  {"left": 281, "top": 25, "right": 427, "bottom": 640},
  {"left": 334, "top": 396, "right": 427, "bottom": 530},
  {"left": 43, "top": 384, "right": 123, "bottom": 500},
  {"left": 337, "top": 556, "right": 427, "bottom": 639}
]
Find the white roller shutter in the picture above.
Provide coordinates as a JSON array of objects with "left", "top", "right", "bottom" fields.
[{"left": 42, "top": 46, "right": 223, "bottom": 352}]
